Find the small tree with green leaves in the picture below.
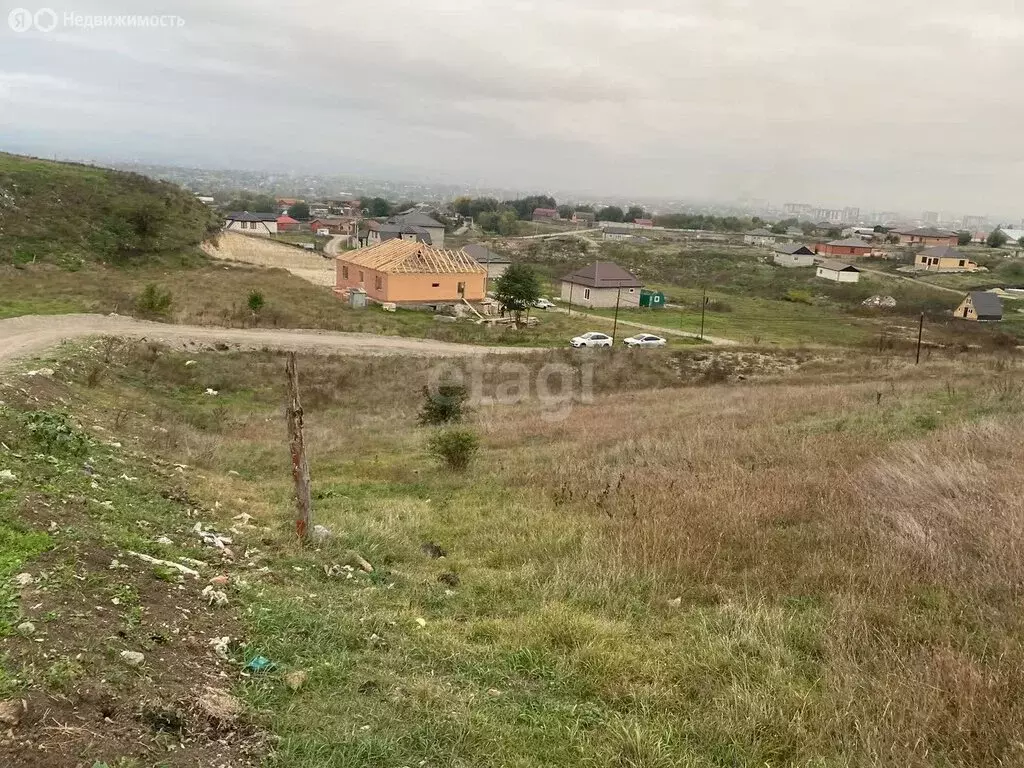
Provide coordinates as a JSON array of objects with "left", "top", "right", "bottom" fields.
[
  {"left": 427, "top": 428, "right": 479, "bottom": 471},
  {"left": 494, "top": 263, "right": 542, "bottom": 326},
  {"left": 419, "top": 383, "right": 469, "bottom": 425},
  {"left": 957, "top": 231, "right": 972, "bottom": 246},
  {"left": 135, "top": 283, "right": 172, "bottom": 317},
  {"left": 987, "top": 229, "right": 1009, "bottom": 248},
  {"left": 287, "top": 202, "right": 310, "bottom": 220},
  {"left": 248, "top": 289, "right": 265, "bottom": 314}
]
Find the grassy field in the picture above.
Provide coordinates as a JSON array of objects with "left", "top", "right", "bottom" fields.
[{"left": 4, "top": 340, "right": 1024, "bottom": 765}]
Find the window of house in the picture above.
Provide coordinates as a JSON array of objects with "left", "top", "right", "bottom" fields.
[
  {"left": 457, "top": 282, "right": 466, "bottom": 296},
  {"left": 240, "top": 221, "right": 247, "bottom": 229},
  {"left": 342, "top": 266, "right": 349, "bottom": 279},
  {"left": 431, "top": 282, "right": 440, "bottom": 288},
  {"left": 584, "top": 288, "right": 591, "bottom": 299},
  {"left": 375, "top": 275, "right": 383, "bottom": 290},
  {"left": 959, "top": 260, "right": 965, "bottom": 267},
  {"left": 359, "top": 271, "right": 364, "bottom": 282}
]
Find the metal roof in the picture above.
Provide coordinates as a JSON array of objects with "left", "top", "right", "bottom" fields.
[
  {"left": 825, "top": 238, "right": 872, "bottom": 248},
  {"left": 818, "top": 260, "right": 859, "bottom": 272},
  {"left": 561, "top": 261, "right": 642, "bottom": 288},
  {"left": 463, "top": 243, "right": 511, "bottom": 264},
  {"left": 774, "top": 243, "right": 815, "bottom": 255},
  {"left": 968, "top": 291, "right": 1003, "bottom": 317},
  {"left": 921, "top": 245, "right": 965, "bottom": 259}
]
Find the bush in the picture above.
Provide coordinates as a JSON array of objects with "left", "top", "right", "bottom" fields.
[
  {"left": 427, "top": 428, "right": 479, "bottom": 471},
  {"left": 135, "top": 283, "right": 173, "bottom": 317},
  {"left": 419, "top": 383, "right": 469, "bottom": 425},
  {"left": 20, "top": 410, "right": 90, "bottom": 455},
  {"left": 247, "top": 290, "right": 266, "bottom": 314},
  {"left": 783, "top": 288, "right": 814, "bottom": 305}
]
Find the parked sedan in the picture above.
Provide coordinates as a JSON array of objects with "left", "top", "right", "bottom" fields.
[
  {"left": 533, "top": 298, "right": 556, "bottom": 310},
  {"left": 623, "top": 334, "right": 667, "bottom": 348},
  {"left": 570, "top": 332, "right": 613, "bottom": 348}
]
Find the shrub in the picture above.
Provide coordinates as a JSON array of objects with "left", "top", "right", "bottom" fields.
[
  {"left": 135, "top": 283, "right": 173, "bottom": 317},
  {"left": 783, "top": 288, "right": 814, "bottom": 305},
  {"left": 20, "top": 410, "right": 90, "bottom": 455},
  {"left": 419, "top": 383, "right": 469, "bottom": 425},
  {"left": 427, "top": 428, "right": 479, "bottom": 471},
  {"left": 247, "top": 290, "right": 266, "bottom": 314}
]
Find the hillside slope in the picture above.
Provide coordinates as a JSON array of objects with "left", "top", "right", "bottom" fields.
[{"left": 0, "top": 152, "right": 219, "bottom": 266}]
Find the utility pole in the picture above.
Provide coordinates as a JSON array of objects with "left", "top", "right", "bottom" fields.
[
  {"left": 699, "top": 287, "right": 708, "bottom": 341},
  {"left": 611, "top": 286, "right": 622, "bottom": 344},
  {"left": 567, "top": 282, "right": 573, "bottom": 317},
  {"left": 285, "top": 352, "right": 313, "bottom": 543},
  {"left": 916, "top": 313, "right": 924, "bottom": 364}
]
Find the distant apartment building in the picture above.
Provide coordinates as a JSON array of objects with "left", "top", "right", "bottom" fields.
[
  {"left": 814, "top": 208, "right": 845, "bottom": 224},
  {"left": 842, "top": 207, "right": 860, "bottom": 224},
  {"left": 962, "top": 215, "right": 987, "bottom": 230},
  {"left": 783, "top": 203, "right": 814, "bottom": 216},
  {"left": 922, "top": 211, "right": 940, "bottom": 226}
]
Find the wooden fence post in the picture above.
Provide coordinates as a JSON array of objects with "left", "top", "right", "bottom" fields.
[{"left": 285, "top": 352, "right": 312, "bottom": 542}]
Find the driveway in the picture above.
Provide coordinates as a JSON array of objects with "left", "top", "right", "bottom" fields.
[{"left": 0, "top": 314, "right": 540, "bottom": 368}]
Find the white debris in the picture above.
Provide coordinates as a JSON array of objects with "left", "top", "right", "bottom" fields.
[
  {"left": 25, "top": 368, "right": 55, "bottom": 377},
  {"left": 233, "top": 512, "right": 255, "bottom": 525},
  {"left": 311, "top": 524, "right": 332, "bottom": 543},
  {"left": 13, "top": 573, "right": 33, "bottom": 588},
  {"left": 0, "top": 469, "right": 16, "bottom": 483},
  {"left": 415, "top": 617, "right": 427, "bottom": 628},
  {"left": 667, "top": 597, "right": 682, "bottom": 608},
  {"left": 109, "top": 559, "right": 129, "bottom": 570},
  {"left": 209, "top": 636, "right": 231, "bottom": 659},
  {"left": 205, "top": 388, "right": 219, "bottom": 396},
  {"left": 185, "top": 360, "right": 197, "bottom": 367},
  {"left": 202, "top": 585, "right": 229, "bottom": 607},
  {"left": 16, "top": 621, "right": 36, "bottom": 636},
  {"left": 193, "top": 523, "right": 232, "bottom": 550},
  {"left": 126, "top": 551, "right": 200, "bottom": 578},
  {"left": 120, "top": 650, "right": 145, "bottom": 667},
  {"left": 155, "top": 536, "right": 174, "bottom": 546}
]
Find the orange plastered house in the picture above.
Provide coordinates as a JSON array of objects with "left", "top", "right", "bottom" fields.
[{"left": 335, "top": 239, "right": 487, "bottom": 304}]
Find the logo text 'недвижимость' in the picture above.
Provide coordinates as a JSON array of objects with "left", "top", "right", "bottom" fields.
[{"left": 8, "top": 8, "right": 185, "bottom": 33}]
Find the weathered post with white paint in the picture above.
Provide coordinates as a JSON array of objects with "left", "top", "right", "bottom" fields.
[{"left": 285, "top": 352, "right": 312, "bottom": 542}]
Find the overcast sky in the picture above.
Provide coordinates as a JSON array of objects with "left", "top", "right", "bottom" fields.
[{"left": 1, "top": 0, "right": 1022, "bottom": 213}]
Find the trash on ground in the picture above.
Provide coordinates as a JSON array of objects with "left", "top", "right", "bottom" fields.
[
  {"left": 245, "top": 656, "right": 276, "bottom": 673},
  {"left": 126, "top": 551, "right": 200, "bottom": 578},
  {"left": 120, "top": 650, "right": 145, "bottom": 667}
]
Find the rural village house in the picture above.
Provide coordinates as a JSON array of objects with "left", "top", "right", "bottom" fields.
[
  {"left": 384, "top": 212, "right": 446, "bottom": 248},
  {"left": 463, "top": 243, "right": 512, "bottom": 281},
  {"left": 355, "top": 220, "right": 382, "bottom": 248},
  {"left": 895, "top": 227, "right": 958, "bottom": 246},
  {"left": 335, "top": 239, "right": 486, "bottom": 305},
  {"left": 743, "top": 228, "right": 776, "bottom": 247},
  {"left": 816, "top": 260, "right": 861, "bottom": 283},
  {"left": 572, "top": 210, "right": 595, "bottom": 225},
  {"left": 817, "top": 238, "right": 873, "bottom": 257},
  {"left": 276, "top": 215, "right": 300, "bottom": 232},
  {"left": 773, "top": 243, "right": 816, "bottom": 267},
  {"left": 560, "top": 261, "right": 643, "bottom": 309},
  {"left": 224, "top": 211, "right": 278, "bottom": 235},
  {"left": 915, "top": 246, "right": 979, "bottom": 272},
  {"left": 955, "top": 291, "right": 1003, "bottom": 321},
  {"left": 532, "top": 208, "right": 560, "bottom": 222},
  {"left": 603, "top": 226, "right": 637, "bottom": 241},
  {"left": 633, "top": 218, "right": 654, "bottom": 228}
]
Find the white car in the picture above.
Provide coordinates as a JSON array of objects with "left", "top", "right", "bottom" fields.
[
  {"left": 533, "top": 298, "right": 556, "bottom": 310},
  {"left": 570, "top": 332, "right": 613, "bottom": 348},
  {"left": 623, "top": 334, "right": 667, "bottom": 348}
]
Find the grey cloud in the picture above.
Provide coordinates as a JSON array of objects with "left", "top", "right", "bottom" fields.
[{"left": 1, "top": 0, "right": 1022, "bottom": 213}]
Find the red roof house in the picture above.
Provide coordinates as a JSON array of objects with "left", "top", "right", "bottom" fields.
[
  {"left": 276, "top": 215, "right": 300, "bottom": 232},
  {"left": 532, "top": 208, "right": 560, "bottom": 222},
  {"left": 634, "top": 218, "right": 654, "bottom": 228},
  {"left": 817, "top": 238, "right": 873, "bottom": 257}
]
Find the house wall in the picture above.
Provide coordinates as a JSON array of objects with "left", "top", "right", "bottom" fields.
[
  {"left": 820, "top": 244, "right": 871, "bottom": 256},
  {"left": 225, "top": 220, "right": 277, "bottom": 235},
  {"left": 424, "top": 226, "right": 445, "bottom": 248},
  {"left": 955, "top": 298, "right": 977, "bottom": 320},
  {"left": 335, "top": 259, "right": 486, "bottom": 303},
  {"left": 773, "top": 253, "right": 815, "bottom": 267},
  {"left": 816, "top": 267, "right": 860, "bottom": 283},
  {"left": 484, "top": 262, "right": 510, "bottom": 281},
  {"left": 915, "top": 254, "right": 978, "bottom": 272},
  {"left": 900, "top": 234, "right": 958, "bottom": 246},
  {"left": 560, "top": 282, "right": 642, "bottom": 309}
]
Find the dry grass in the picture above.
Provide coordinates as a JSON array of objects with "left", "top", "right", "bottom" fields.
[{"left": 8, "top": 341, "right": 1024, "bottom": 766}]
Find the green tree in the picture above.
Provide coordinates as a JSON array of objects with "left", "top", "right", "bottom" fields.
[
  {"left": 956, "top": 231, "right": 972, "bottom": 246},
  {"left": 287, "top": 202, "right": 310, "bottom": 220},
  {"left": 494, "top": 263, "right": 542, "bottom": 325},
  {"left": 557, "top": 204, "right": 574, "bottom": 219},
  {"left": 769, "top": 222, "right": 787, "bottom": 235},
  {"left": 624, "top": 205, "right": 647, "bottom": 222},
  {"left": 226, "top": 194, "right": 277, "bottom": 213},
  {"left": 363, "top": 197, "right": 391, "bottom": 217},
  {"left": 873, "top": 225, "right": 889, "bottom": 233},
  {"left": 987, "top": 229, "right": 1009, "bottom": 248},
  {"left": 1018, "top": 237, "right": 1024, "bottom": 249},
  {"left": 504, "top": 195, "right": 557, "bottom": 220},
  {"left": 247, "top": 289, "right": 265, "bottom": 315},
  {"left": 597, "top": 206, "right": 624, "bottom": 222}
]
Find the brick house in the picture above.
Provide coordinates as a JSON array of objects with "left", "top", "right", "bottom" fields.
[
  {"left": 532, "top": 208, "right": 560, "bottom": 222},
  {"left": 560, "top": 261, "right": 643, "bottom": 309},
  {"left": 895, "top": 227, "right": 958, "bottom": 246},
  {"left": 817, "top": 238, "right": 873, "bottom": 257},
  {"left": 335, "top": 239, "right": 486, "bottom": 305},
  {"left": 915, "top": 246, "right": 979, "bottom": 272}
]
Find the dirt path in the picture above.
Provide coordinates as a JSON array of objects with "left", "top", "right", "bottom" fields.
[
  {"left": 202, "top": 232, "right": 335, "bottom": 286},
  {"left": 0, "top": 314, "right": 539, "bottom": 368},
  {"left": 856, "top": 264, "right": 964, "bottom": 295}
]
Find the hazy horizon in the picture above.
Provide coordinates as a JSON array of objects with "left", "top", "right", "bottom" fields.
[{"left": 2, "top": 0, "right": 1022, "bottom": 216}]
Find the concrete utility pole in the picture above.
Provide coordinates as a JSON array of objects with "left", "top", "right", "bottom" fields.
[
  {"left": 916, "top": 313, "right": 924, "bottom": 365},
  {"left": 611, "top": 286, "right": 622, "bottom": 344},
  {"left": 285, "top": 352, "right": 312, "bottom": 542},
  {"left": 699, "top": 287, "right": 708, "bottom": 341}
]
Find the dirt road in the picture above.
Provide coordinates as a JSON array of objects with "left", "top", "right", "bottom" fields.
[
  {"left": 552, "top": 307, "right": 738, "bottom": 345},
  {"left": 0, "top": 314, "right": 536, "bottom": 368}
]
